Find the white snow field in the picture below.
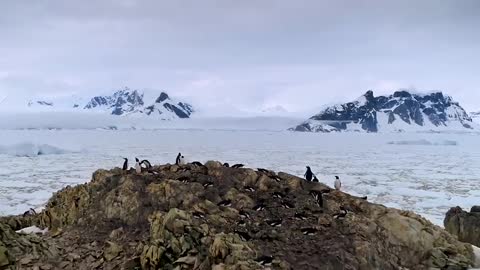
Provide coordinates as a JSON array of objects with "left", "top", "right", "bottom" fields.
[{"left": 0, "top": 129, "right": 479, "bottom": 227}]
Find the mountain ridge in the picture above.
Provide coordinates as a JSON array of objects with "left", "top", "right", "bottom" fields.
[
  {"left": 291, "top": 90, "right": 475, "bottom": 133},
  {"left": 23, "top": 87, "right": 194, "bottom": 119}
]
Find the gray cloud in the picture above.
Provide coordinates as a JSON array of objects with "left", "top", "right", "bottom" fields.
[{"left": 0, "top": 0, "right": 479, "bottom": 114}]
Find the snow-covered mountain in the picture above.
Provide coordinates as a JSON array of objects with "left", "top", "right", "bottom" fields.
[
  {"left": 291, "top": 90, "right": 475, "bottom": 133},
  {"left": 24, "top": 88, "right": 194, "bottom": 119}
]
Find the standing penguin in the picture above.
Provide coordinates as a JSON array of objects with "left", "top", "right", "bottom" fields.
[
  {"left": 175, "top": 153, "right": 181, "bottom": 165},
  {"left": 122, "top": 158, "right": 128, "bottom": 171},
  {"left": 175, "top": 153, "right": 185, "bottom": 165},
  {"left": 179, "top": 155, "right": 185, "bottom": 165},
  {"left": 334, "top": 176, "right": 342, "bottom": 191},
  {"left": 304, "top": 166, "right": 313, "bottom": 182},
  {"left": 135, "top": 158, "right": 142, "bottom": 174}
]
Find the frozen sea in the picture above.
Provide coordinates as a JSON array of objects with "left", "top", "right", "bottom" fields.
[{"left": 1, "top": 128, "right": 480, "bottom": 226}]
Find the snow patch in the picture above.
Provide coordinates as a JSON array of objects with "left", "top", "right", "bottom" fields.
[{"left": 16, "top": 226, "right": 49, "bottom": 235}]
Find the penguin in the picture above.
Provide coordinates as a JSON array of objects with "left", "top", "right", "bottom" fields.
[
  {"left": 333, "top": 206, "right": 348, "bottom": 219},
  {"left": 294, "top": 212, "right": 308, "bottom": 221},
  {"left": 175, "top": 153, "right": 186, "bottom": 165},
  {"left": 309, "top": 190, "right": 323, "bottom": 207},
  {"left": 217, "top": 199, "right": 232, "bottom": 207},
  {"left": 122, "top": 158, "right": 128, "bottom": 170},
  {"left": 334, "top": 176, "right": 342, "bottom": 191},
  {"left": 243, "top": 186, "right": 255, "bottom": 192},
  {"left": 253, "top": 204, "right": 266, "bottom": 212},
  {"left": 301, "top": 228, "right": 318, "bottom": 236},
  {"left": 273, "top": 192, "right": 285, "bottom": 199},
  {"left": 135, "top": 158, "right": 142, "bottom": 174},
  {"left": 239, "top": 210, "right": 251, "bottom": 219},
  {"left": 313, "top": 175, "right": 319, "bottom": 183},
  {"left": 270, "top": 175, "right": 282, "bottom": 183},
  {"left": 266, "top": 219, "right": 282, "bottom": 227},
  {"left": 175, "top": 153, "right": 181, "bottom": 165},
  {"left": 361, "top": 196, "right": 368, "bottom": 200},
  {"left": 180, "top": 155, "right": 186, "bottom": 165},
  {"left": 140, "top": 160, "right": 152, "bottom": 169},
  {"left": 281, "top": 201, "right": 295, "bottom": 209},
  {"left": 257, "top": 168, "right": 270, "bottom": 174},
  {"left": 191, "top": 161, "right": 203, "bottom": 167},
  {"left": 193, "top": 212, "right": 205, "bottom": 219},
  {"left": 237, "top": 220, "right": 247, "bottom": 227},
  {"left": 235, "top": 230, "right": 251, "bottom": 241},
  {"left": 309, "top": 190, "right": 320, "bottom": 201},
  {"left": 223, "top": 163, "right": 230, "bottom": 167},
  {"left": 203, "top": 182, "right": 214, "bottom": 188},
  {"left": 231, "top": 164, "right": 244, "bottom": 169},
  {"left": 178, "top": 176, "right": 190, "bottom": 183},
  {"left": 304, "top": 166, "right": 313, "bottom": 181},
  {"left": 22, "top": 208, "right": 36, "bottom": 217},
  {"left": 255, "top": 256, "right": 273, "bottom": 266}
]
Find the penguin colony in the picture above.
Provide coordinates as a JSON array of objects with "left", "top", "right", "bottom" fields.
[
  {"left": 0, "top": 149, "right": 319, "bottom": 267},
  {"left": 111, "top": 154, "right": 361, "bottom": 267},
  {"left": 14, "top": 148, "right": 365, "bottom": 268}
]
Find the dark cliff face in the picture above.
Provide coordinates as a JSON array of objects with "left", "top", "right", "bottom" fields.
[
  {"left": 293, "top": 90, "right": 473, "bottom": 133},
  {"left": 83, "top": 88, "right": 194, "bottom": 119},
  {"left": 155, "top": 92, "right": 170, "bottom": 103}
]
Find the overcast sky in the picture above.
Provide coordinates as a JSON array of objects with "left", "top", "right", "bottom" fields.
[{"left": 0, "top": 0, "right": 479, "bottom": 115}]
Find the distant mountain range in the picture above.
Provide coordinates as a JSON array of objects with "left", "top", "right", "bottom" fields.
[
  {"left": 26, "top": 87, "right": 194, "bottom": 119},
  {"left": 291, "top": 90, "right": 475, "bottom": 133}
]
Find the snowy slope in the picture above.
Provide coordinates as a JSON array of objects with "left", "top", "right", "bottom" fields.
[{"left": 291, "top": 90, "right": 475, "bottom": 133}]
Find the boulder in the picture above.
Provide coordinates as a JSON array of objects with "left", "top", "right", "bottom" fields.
[{"left": 445, "top": 206, "right": 480, "bottom": 247}]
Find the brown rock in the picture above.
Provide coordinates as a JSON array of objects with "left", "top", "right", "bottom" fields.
[
  {"left": 445, "top": 206, "right": 480, "bottom": 246},
  {"left": 103, "top": 241, "right": 123, "bottom": 261},
  {"left": 0, "top": 246, "right": 9, "bottom": 267}
]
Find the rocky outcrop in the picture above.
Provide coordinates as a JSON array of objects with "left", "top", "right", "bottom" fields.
[
  {"left": 291, "top": 90, "right": 474, "bottom": 133},
  {"left": 0, "top": 163, "right": 476, "bottom": 269},
  {"left": 0, "top": 223, "right": 59, "bottom": 269},
  {"left": 445, "top": 206, "right": 480, "bottom": 247}
]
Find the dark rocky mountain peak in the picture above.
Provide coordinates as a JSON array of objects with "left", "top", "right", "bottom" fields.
[
  {"left": 83, "top": 88, "right": 194, "bottom": 119},
  {"left": 291, "top": 90, "right": 474, "bottom": 133},
  {"left": 155, "top": 92, "right": 170, "bottom": 103}
]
